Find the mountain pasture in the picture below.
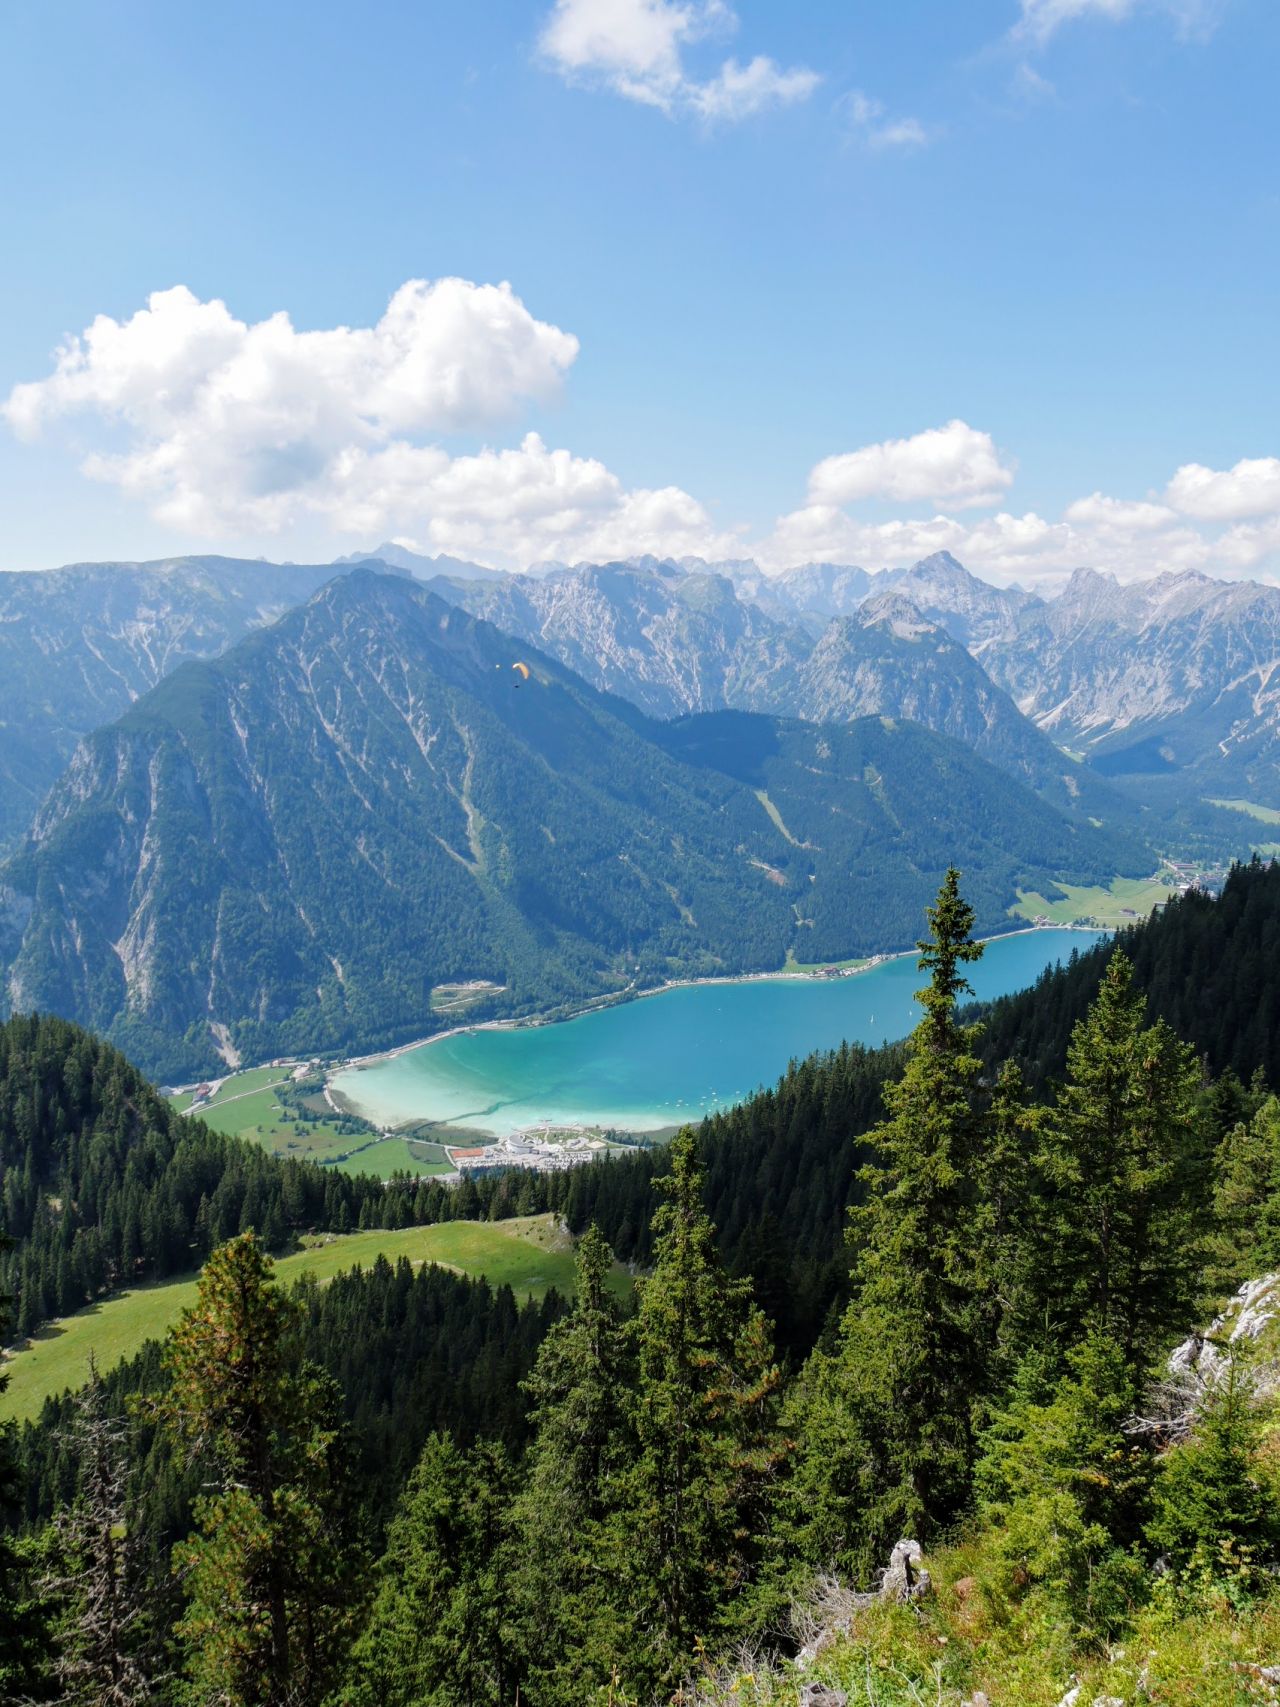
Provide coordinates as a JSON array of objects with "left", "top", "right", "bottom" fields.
[{"left": 0, "top": 1216, "right": 616, "bottom": 1423}]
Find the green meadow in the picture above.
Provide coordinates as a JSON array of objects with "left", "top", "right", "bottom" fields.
[
  {"left": 0, "top": 1216, "right": 628, "bottom": 1424},
  {"left": 170, "top": 1066, "right": 448, "bottom": 1176},
  {"left": 1010, "top": 872, "right": 1175, "bottom": 928}
]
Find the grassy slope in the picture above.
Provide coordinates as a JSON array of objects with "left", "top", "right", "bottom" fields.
[
  {"left": 0, "top": 1216, "right": 628, "bottom": 1424},
  {"left": 710, "top": 1551, "right": 1280, "bottom": 1705},
  {"left": 1010, "top": 872, "right": 1175, "bottom": 927},
  {"left": 1209, "top": 797, "right": 1280, "bottom": 825}
]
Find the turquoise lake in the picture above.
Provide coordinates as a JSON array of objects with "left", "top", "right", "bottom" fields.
[{"left": 332, "top": 929, "right": 1106, "bottom": 1137}]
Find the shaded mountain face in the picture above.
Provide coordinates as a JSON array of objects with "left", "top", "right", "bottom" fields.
[
  {"left": 786, "top": 594, "right": 1138, "bottom": 834},
  {"left": 428, "top": 562, "right": 1138, "bottom": 841},
  {"left": 0, "top": 555, "right": 359, "bottom": 850},
  {"left": 0, "top": 571, "right": 1133, "bottom": 1079},
  {"left": 984, "top": 569, "right": 1280, "bottom": 796}
]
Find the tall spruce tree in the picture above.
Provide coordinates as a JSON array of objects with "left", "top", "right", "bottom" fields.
[
  {"left": 1027, "top": 952, "right": 1208, "bottom": 1371},
  {"left": 156, "top": 1234, "right": 363, "bottom": 1707},
  {"left": 509, "top": 1224, "right": 635, "bottom": 1706},
  {"left": 341, "top": 1432, "right": 516, "bottom": 1707},
  {"left": 624, "top": 1129, "right": 785, "bottom": 1693},
  {"left": 786, "top": 870, "right": 989, "bottom": 1577}
]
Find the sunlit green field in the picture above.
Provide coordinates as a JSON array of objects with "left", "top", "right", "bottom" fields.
[
  {"left": 334, "top": 1136, "right": 456, "bottom": 1176},
  {"left": 170, "top": 1067, "right": 446, "bottom": 1176},
  {"left": 0, "top": 1217, "right": 629, "bottom": 1424},
  {"left": 1209, "top": 796, "right": 1280, "bottom": 824},
  {"left": 1010, "top": 873, "right": 1174, "bottom": 927}
]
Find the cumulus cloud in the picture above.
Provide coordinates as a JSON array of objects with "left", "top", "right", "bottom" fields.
[
  {"left": 1013, "top": 0, "right": 1225, "bottom": 46},
  {"left": 1, "top": 280, "right": 743, "bottom": 567},
  {"left": 7, "top": 280, "right": 1279, "bottom": 586},
  {"left": 537, "top": 0, "right": 818, "bottom": 121},
  {"left": 1063, "top": 492, "right": 1177, "bottom": 529},
  {"left": 808, "top": 420, "right": 1015, "bottom": 510},
  {"left": 761, "top": 433, "right": 1279, "bottom": 586},
  {"left": 757, "top": 500, "right": 1222, "bottom": 584},
  {"left": 321, "top": 432, "right": 741, "bottom": 566},
  {"left": 1165, "top": 456, "right": 1280, "bottom": 521}
]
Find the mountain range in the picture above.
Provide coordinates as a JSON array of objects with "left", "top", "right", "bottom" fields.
[
  {"left": 0, "top": 570, "right": 1134, "bottom": 1079},
  {"left": 426, "top": 560, "right": 1133, "bottom": 830},
  {"left": 0, "top": 555, "right": 368, "bottom": 850}
]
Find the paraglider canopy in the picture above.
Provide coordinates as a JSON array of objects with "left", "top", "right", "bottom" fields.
[{"left": 511, "top": 660, "right": 530, "bottom": 682}]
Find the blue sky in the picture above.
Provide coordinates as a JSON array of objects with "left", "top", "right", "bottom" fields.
[{"left": 0, "top": 0, "right": 1276, "bottom": 583}]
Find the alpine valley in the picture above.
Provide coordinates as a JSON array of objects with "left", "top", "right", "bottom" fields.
[{"left": 0, "top": 548, "right": 1275, "bottom": 1080}]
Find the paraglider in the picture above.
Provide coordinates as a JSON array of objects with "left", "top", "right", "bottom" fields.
[{"left": 511, "top": 660, "right": 530, "bottom": 685}]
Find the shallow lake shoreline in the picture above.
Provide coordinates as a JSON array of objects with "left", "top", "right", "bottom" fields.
[
  {"left": 329, "top": 922, "right": 1101, "bottom": 1081},
  {"left": 325, "top": 928, "right": 1105, "bottom": 1140}
]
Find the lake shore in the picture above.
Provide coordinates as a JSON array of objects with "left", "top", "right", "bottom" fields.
[
  {"left": 331, "top": 924, "right": 1109, "bottom": 1138},
  {"left": 329, "top": 921, "right": 1101, "bottom": 1082}
]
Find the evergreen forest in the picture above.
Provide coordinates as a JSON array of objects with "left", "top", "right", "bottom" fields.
[{"left": 3, "top": 859, "right": 1280, "bottom": 1703}]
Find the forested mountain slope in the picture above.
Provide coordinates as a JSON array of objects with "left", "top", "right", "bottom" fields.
[
  {"left": 0, "top": 555, "right": 355, "bottom": 850},
  {"left": 9, "top": 866, "right": 1280, "bottom": 1705},
  {"left": 430, "top": 560, "right": 1141, "bottom": 834},
  {"left": 0, "top": 571, "right": 1131, "bottom": 1079},
  {"left": 0, "top": 1012, "right": 392, "bottom": 1338}
]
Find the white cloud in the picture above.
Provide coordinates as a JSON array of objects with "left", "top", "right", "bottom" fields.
[
  {"left": 537, "top": 0, "right": 818, "bottom": 120},
  {"left": 843, "top": 90, "right": 932, "bottom": 151},
  {"left": 1013, "top": 0, "right": 1225, "bottom": 46},
  {"left": 757, "top": 500, "right": 1224, "bottom": 584},
  {"left": 808, "top": 420, "right": 1016, "bottom": 510},
  {"left": 321, "top": 432, "right": 741, "bottom": 566},
  {"left": 1012, "top": 61, "right": 1058, "bottom": 102},
  {"left": 1165, "top": 456, "right": 1280, "bottom": 521},
  {"left": 3, "top": 280, "right": 583, "bottom": 536},
  {"left": 690, "top": 55, "right": 822, "bottom": 121},
  {"left": 6, "top": 280, "right": 1278, "bottom": 586},
  {"left": 1063, "top": 492, "right": 1177, "bottom": 529},
  {"left": 763, "top": 443, "right": 1280, "bottom": 587},
  {"left": 0, "top": 280, "right": 740, "bottom": 567}
]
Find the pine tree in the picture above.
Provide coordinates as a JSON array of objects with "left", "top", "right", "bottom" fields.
[
  {"left": 1028, "top": 952, "right": 1208, "bottom": 1370},
  {"left": 156, "top": 1233, "right": 363, "bottom": 1707},
  {"left": 42, "top": 1358, "right": 159, "bottom": 1704},
  {"left": 786, "top": 870, "right": 989, "bottom": 1577},
  {"left": 0, "top": 1241, "right": 57, "bottom": 1700},
  {"left": 623, "top": 1129, "right": 785, "bottom": 1692},
  {"left": 509, "top": 1225, "right": 634, "bottom": 1705},
  {"left": 1209, "top": 1093, "right": 1280, "bottom": 1288},
  {"left": 342, "top": 1433, "right": 516, "bottom": 1707}
]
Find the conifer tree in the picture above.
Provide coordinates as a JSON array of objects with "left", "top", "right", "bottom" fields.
[
  {"left": 1028, "top": 952, "right": 1208, "bottom": 1370},
  {"left": 342, "top": 1432, "right": 516, "bottom": 1707},
  {"left": 976, "top": 1333, "right": 1151, "bottom": 1643},
  {"left": 786, "top": 869, "right": 989, "bottom": 1576},
  {"left": 42, "top": 1358, "right": 159, "bottom": 1704},
  {"left": 156, "top": 1233, "right": 362, "bottom": 1707},
  {"left": 624, "top": 1129, "right": 785, "bottom": 1691},
  {"left": 1146, "top": 1347, "right": 1280, "bottom": 1590},
  {"left": 1210, "top": 1093, "right": 1280, "bottom": 1288},
  {"left": 0, "top": 1241, "right": 56, "bottom": 1700},
  {"left": 509, "top": 1224, "right": 635, "bottom": 1705}
]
